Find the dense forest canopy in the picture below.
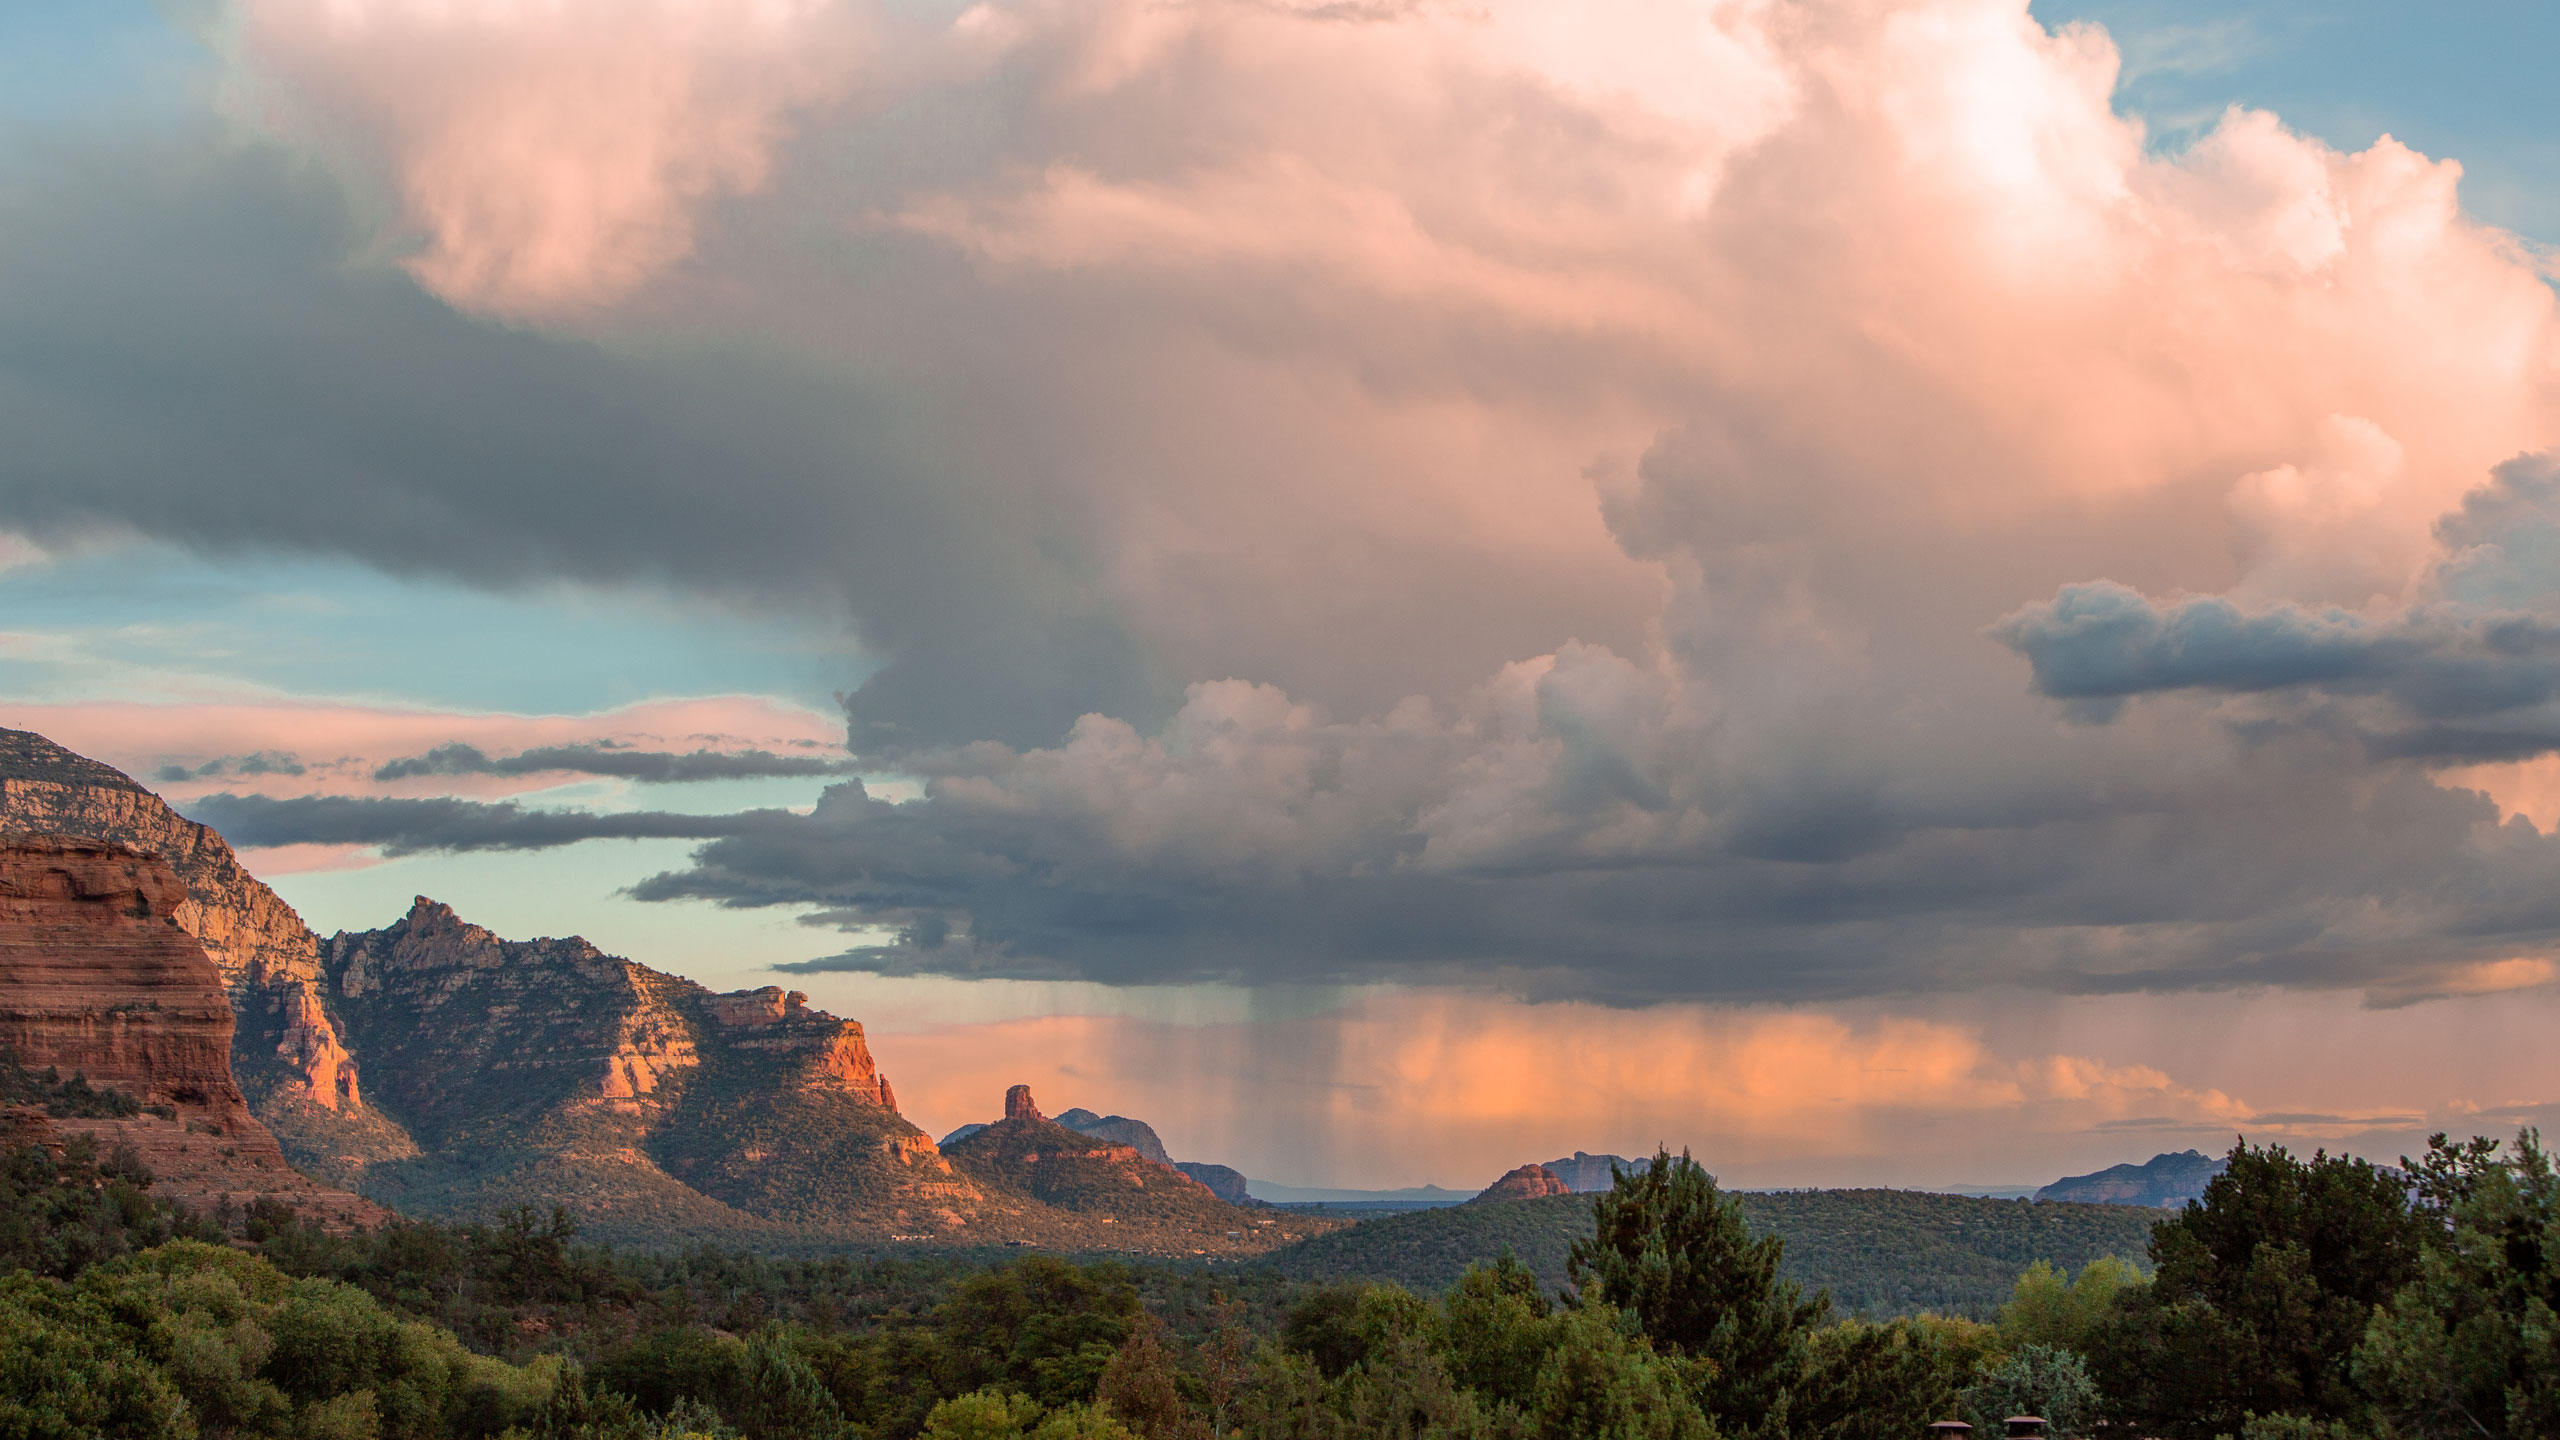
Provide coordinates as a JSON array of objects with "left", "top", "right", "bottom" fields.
[{"left": 1, "top": 1130, "right": 2553, "bottom": 1439}]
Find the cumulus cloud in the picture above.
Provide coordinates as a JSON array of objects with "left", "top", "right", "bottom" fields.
[
  {"left": 226, "top": 0, "right": 871, "bottom": 314},
  {"left": 9, "top": 0, "right": 2560, "bottom": 1004}
]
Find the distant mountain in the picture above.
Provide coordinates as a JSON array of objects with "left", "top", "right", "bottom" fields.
[
  {"left": 1055, "top": 1107, "right": 1173, "bottom": 1166},
  {"left": 940, "top": 1086, "right": 1281, "bottom": 1249},
  {"left": 1246, "top": 1181, "right": 1472, "bottom": 1206},
  {"left": 1176, "top": 1161, "right": 1252, "bottom": 1204},
  {"left": 2036, "top": 1150, "right": 2226, "bottom": 1208},
  {"left": 1471, "top": 1163, "right": 1571, "bottom": 1203},
  {"left": 1270, "top": 1188, "right": 2160, "bottom": 1318},
  {"left": 945, "top": 1100, "right": 1265, "bottom": 1207},
  {"left": 1543, "top": 1152, "right": 1637, "bottom": 1192}
]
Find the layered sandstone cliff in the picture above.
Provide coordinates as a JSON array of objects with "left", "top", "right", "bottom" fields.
[
  {"left": 0, "top": 729, "right": 377, "bottom": 1157},
  {"left": 0, "top": 836, "right": 381, "bottom": 1227}
]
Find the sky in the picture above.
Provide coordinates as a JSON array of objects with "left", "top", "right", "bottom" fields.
[{"left": 2, "top": 0, "right": 2557, "bottom": 1192}]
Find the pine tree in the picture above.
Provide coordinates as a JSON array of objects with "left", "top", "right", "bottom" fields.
[{"left": 1566, "top": 1148, "right": 1824, "bottom": 1439}]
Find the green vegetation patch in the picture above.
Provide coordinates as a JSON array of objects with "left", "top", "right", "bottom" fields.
[{"left": 0, "top": 1054, "right": 150, "bottom": 1120}]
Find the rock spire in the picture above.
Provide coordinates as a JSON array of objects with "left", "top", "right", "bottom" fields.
[{"left": 1005, "top": 1083, "right": 1042, "bottom": 1122}]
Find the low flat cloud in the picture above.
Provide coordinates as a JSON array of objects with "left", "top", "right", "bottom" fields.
[
  {"left": 181, "top": 793, "right": 786, "bottom": 855},
  {"left": 372, "top": 741, "right": 851, "bottom": 784},
  {"left": 156, "top": 751, "right": 309, "bottom": 783}
]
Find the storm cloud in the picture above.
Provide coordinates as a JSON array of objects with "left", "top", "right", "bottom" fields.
[
  {"left": 1997, "top": 454, "right": 2560, "bottom": 760},
  {"left": 10, "top": 0, "right": 2560, "bottom": 1007}
]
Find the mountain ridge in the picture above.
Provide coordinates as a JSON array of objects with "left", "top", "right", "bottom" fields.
[
  {"left": 2035, "top": 1149, "right": 2227, "bottom": 1208},
  {"left": 0, "top": 727, "right": 1315, "bottom": 1255}
]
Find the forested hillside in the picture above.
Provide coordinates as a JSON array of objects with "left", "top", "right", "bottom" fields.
[{"left": 1266, "top": 1187, "right": 2158, "bottom": 1316}]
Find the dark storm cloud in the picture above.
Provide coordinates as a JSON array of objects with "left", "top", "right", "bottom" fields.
[
  {"left": 1994, "top": 454, "right": 2560, "bottom": 761},
  {"left": 610, "top": 731, "right": 2560, "bottom": 1004},
  {"left": 181, "top": 792, "right": 785, "bottom": 854},
  {"left": 0, "top": 133, "right": 1154, "bottom": 754},
  {"left": 372, "top": 741, "right": 853, "bottom": 783}
]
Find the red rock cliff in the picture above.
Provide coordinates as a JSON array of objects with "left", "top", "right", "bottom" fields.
[
  {"left": 1470, "top": 1163, "right": 1572, "bottom": 1203},
  {"left": 0, "top": 728, "right": 365, "bottom": 1117},
  {"left": 0, "top": 836, "right": 381, "bottom": 1226}
]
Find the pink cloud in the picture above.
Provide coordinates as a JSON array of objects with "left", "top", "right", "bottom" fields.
[
  {"left": 226, "top": 2, "right": 2560, "bottom": 710},
  {"left": 230, "top": 0, "right": 870, "bottom": 315},
  {"left": 233, "top": 842, "right": 391, "bottom": 876}
]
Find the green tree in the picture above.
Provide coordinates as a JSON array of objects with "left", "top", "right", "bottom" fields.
[
  {"left": 925, "top": 1387, "right": 1046, "bottom": 1440},
  {"left": 1523, "top": 1302, "right": 1713, "bottom": 1440},
  {"left": 1033, "top": 1402, "right": 1140, "bottom": 1440},
  {"left": 940, "top": 1257, "right": 1142, "bottom": 1408},
  {"left": 1962, "top": 1343, "right": 2100, "bottom": 1438},
  {"left": 0, "top": 1273, "right": 194, "bottom": 1440},
  {"left": 1280, "top": 1285, "right": 1376, "bottom": 1381},
  {"left": 1096, "top": 1318, "right": 1202, "bottom": 1440},
  {"left": 1437, "top": 1257, "right": 1554, "bottom": 1413},
  {"left": 2088, "top": 1139, "right": 2427, "bottom": 1439},
  {"left": 2355, "top": 1130, "right": 2560, "bottom": 1439},
  {"left": 1998, "top": 1259, "right": 2142, "bottom": 1356},
  {"left": 1794, "top": 1315, "right": 1990, "bottom": 1440},
  {"left": 730, "top": 1331, "right": 853, "bottom": 1440},
  {"left": 1567, "top": 1149, "right": 1824, "bottom": 1438},
  {"left": 1336, "top": 1324, "right": 1499, "bottom": 1440}
]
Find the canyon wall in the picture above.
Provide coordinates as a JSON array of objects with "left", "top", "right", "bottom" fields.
[{"left": 0, "top": 835, "right": 381, "bottom": 1226}]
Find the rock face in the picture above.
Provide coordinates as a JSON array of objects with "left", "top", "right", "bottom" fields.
[
  {"left": 2036, "top": 1150, "right": 2226, "bottom": 1208},
  {"left": 0, "top": 836, "right": 380, "bottom": 1226},
  {"left": 0, "top": 729, "right": 386, "bottom": 1171},
  {"left": 1471, "top": 1163, "right": 1572, "bottom": 1203},
  {"left": 1543, "top": 1152, "right": 1637, "bottom": 1193},
  {"left": 1056, "top": 1107, "right": 1173, "bottom": 1167},
  {"left": 317, "top": 898, "right": 967, "bottom": 1238},
  {"left": 1175, "top": 1161, "right": 1253, "bottom": 1205},
  {"left": 0, "top": 730, "right": 1317, "bottom": 1252}
]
